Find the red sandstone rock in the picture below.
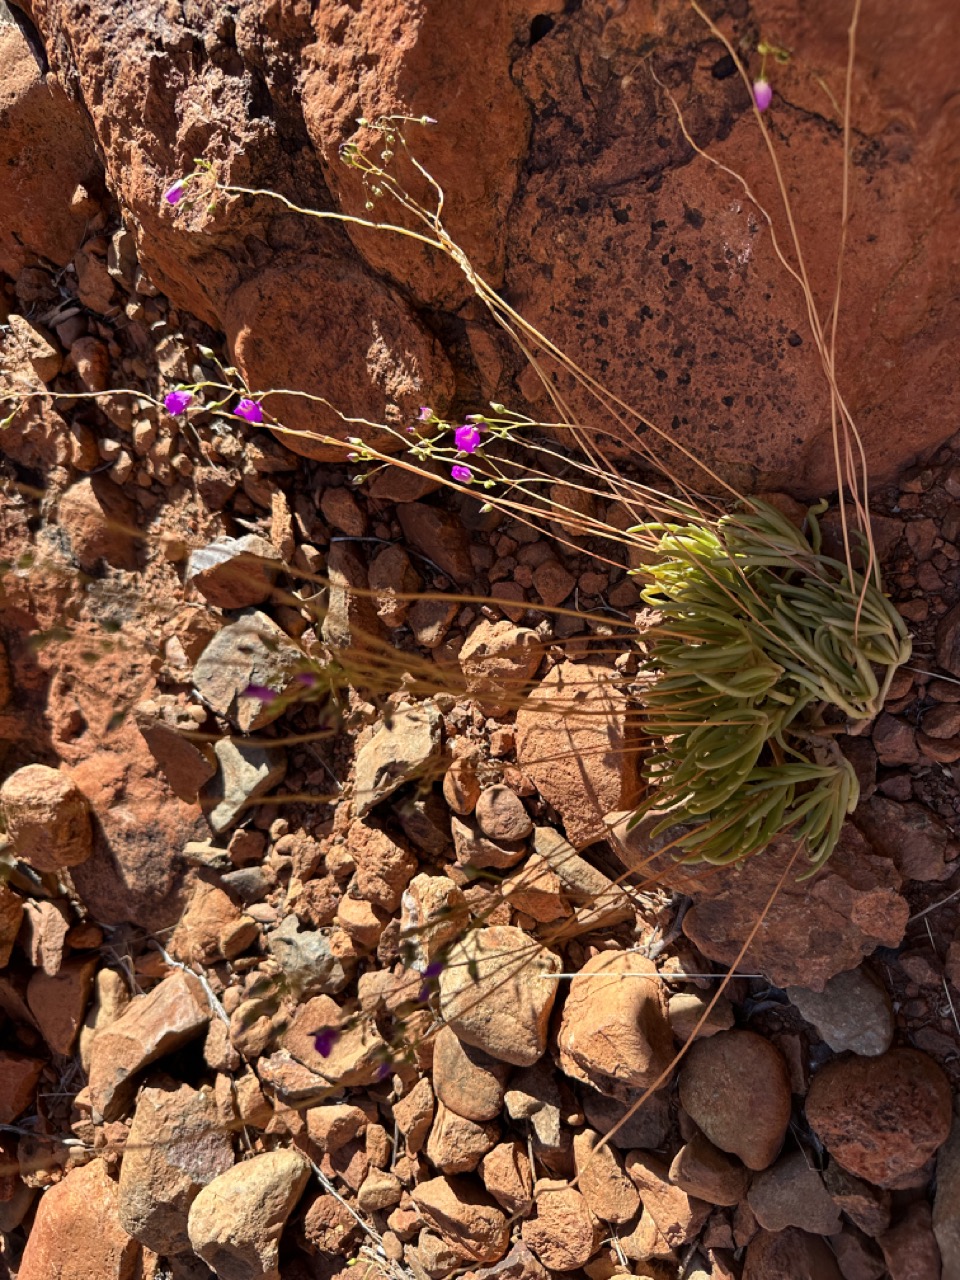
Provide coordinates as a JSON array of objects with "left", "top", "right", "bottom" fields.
[
  {"left": 805, "top": 1048, "right": 952, "bottom": 1186},
  {"left": 613, "top": 819, "right": 909, "bottom": 990},
  {"left": 0, "top": 1052, "right": 44, "bottom": 1125},
  {"left": 16, "top": 1158, "right": 140, "bottom": 1280},
  {"left": 87, "top": 971, "right": 211, "bottom": 1122},
  {"left": 521, "top": 1181, "right": 599, "bottom": 1272},
  {"left": 742, "top": 1227, "right": 842, "bottom": 1280},
  {"left": 412, "top": 1176, "right": 510, "bottom": 1265},
  {"left": 57, "top": 476, "right": 139, "bottom": 573},
  {"left": 0, "top": 25, "right": 101, "bottom": 278},
  {"left": 26, "top": 955, "right": 98, "bottom": 1056},
  {"left": 516, "top": 662, "right": 640, "bottom": 849},
  {"left": 0, "top": 763, "right": 92, "bottom": 872},
  {"left": 558, "top": 951, "right": 673, "bottom": 1097}
]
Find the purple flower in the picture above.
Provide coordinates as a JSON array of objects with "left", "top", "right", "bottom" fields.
[
  {"left": 451, "top": 464, "right": 473, "bottom": 484},
  {"left": 164, "top": 180, "right": 187, "bottom": 206},
  {"left": 417, "top": 406, "right": 433, "bottom": 422},
  {"left": 164, "top": 389, "right": 193, "bottom": 416},
  {"left": 296, "top": 671, "right": 319, "bottom": 689},
  {"left": 313, "top": 1028, "right": 340, "bottom": 1058},
  {"left": 241, "top": 684, "right": 278, "bottom": 703},
  {"left": 375, "top": 1061, "right": 392, "bottom": 1081},
  {"left": 753, "top": 79, "right": 773, "bottom": 112},
  {"left": 422, "top": 960, "right": 444, "bottom": 979},
  {"left": 235, "top": 398, "right": 264, "bottom": 424},
  {"left": 454, "top": 424, "right": 482, "bottom": 454}
]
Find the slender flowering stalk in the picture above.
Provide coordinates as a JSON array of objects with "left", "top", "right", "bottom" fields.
[
  {"left": 454, "top": 424, "right": 482, "bottom": 454},
  {"left": 753, "top": 79, "right": 773, "bottom": 111},
  {"left": 235, "top": 398, "right": 264, "bottom": 424},
  {"left": 451, "top": 464, "right": 473, "bottom": 484},
  {"left": 163, "top": 389, "right": 193, "bottom": 416}
]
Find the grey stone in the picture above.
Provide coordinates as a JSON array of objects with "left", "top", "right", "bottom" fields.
[
  {"left": 354, "top": 701, "right": 442, "bottom": 816},
  {"left": 204, "top": 738, "right": 287, "bottom": 833},
  {"left": 787, "top": 968, "right": 894, "bottom": 1056},
  {"left": 186, "top": 534, "right": 281, "bottom": 608},
  {"left": 266, "top": 914, "right": 350, "bottom": 998},
  {"left": 193, "top": 611, "right": 303, "bottom": 732},
  {"left": 933, "top": 1111, "right": 960, "bottom": 1274}
]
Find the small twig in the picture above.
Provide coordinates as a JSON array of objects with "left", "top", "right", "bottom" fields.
[{"left": 151, "top": 944, "right": 231, "bottom": 1025}]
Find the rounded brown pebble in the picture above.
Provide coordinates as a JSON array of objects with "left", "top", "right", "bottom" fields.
[
  {"left": 678, "top": 1030, "right": 792, "bottom": 1171},
  {"left": 521, "top": 1181, "right": 599, "bottom": 1271},
  {"left": 742, "top": 1226, "right": 843, "bottom": 1279},
  {"left": 805, "top": 1048, "right": 952, "bottom": 1186},
  {"left": 432, "top": 1025, "right": 509, "bottom": 1123},
  {"left": 474, "top": 785, "right": 533, "bottom": 843},
  {"left": 0, "top": 764, "right": 92, "bottom": 872}
]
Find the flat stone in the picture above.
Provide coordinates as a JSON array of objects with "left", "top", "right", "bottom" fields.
[
  {"left": 521, "top": 1181, "right": 599, "bottom": 1272},
  {"left": 426, "top": 1100, "right": 500, "bottom": 1174},
  {"left": 16, "top": 1158, "right": 141, "bottom": 1280},
  {"left": 613, "top": 819, "right": 909, "bottom": 990},
  {"left": 204, "top": 737, "right": 287, "bottom": 833},
  {"left": 668, "top": 1131, "right": 749, "bottom": 1207},
  {"left": 786, "top": 968, "right": 894, "bottom": 1056},
  {"left": 515, "top": 662, "right": 640, "bottom": 848},
  {"left": 283, "top": 994, "right": 389, "bottom": 1086},
  {"left": 573, "top": 1129, "right": 639, "bottom": 1224},
  {"left": 433, "top": 1025, "right": 509, "bottom": 1123},
  {"left": 530, "top": 827, "right": 634, "bottom": 933},
  {"left": 479, "top": 1141, "right": 534, "bottom": 1216},
  {"left": 193, "top": 611, "right": 303, "bottom": 733},
  {"left": 87, "top": 970, "right": 211, "bottom": 1122},
  {"left": 185, "top": 534, "right": 281, "bottom": 609},
  {"left": 187, "top": 1149, "right": 310, "bottom": 1279},
  {"left": 321, "top": 539, "right": 383, "bottom": 650},
  {"left": 624, "top": 1150, "right": 710, "bottom": 1247},
  {"left": 742, "top": 1227, "right": 843, "bottom": 1280},
  {"left": 0, "top": 1051, "right": 44, "bottom": 1124},
  {"left": 855, "top": 796, "right": 959, "bottom": 882},
  {"left": 747, "top": 1150, "right": 842, "bottom": 1235},
  {"left": 439, "top": 926, "right": 561, "bottom": 1066},
  {"left": 353, "top": 701, "right": 442, "bottom": 816},
  {"left": 26, "top": 955, "right": 98, "bottom": 1055},
  {"left": 668, "top": 990, "right": 736, "bottom": 1042},
  {"left": 412, "top": 1175, "right": 510, "bottom": 1265},
  {"left": 118, "top": 1079, "right": 234, "bottom": 1256},
  {"left": 393, "top": 1076, "right": 435, "bottom": 1155}
]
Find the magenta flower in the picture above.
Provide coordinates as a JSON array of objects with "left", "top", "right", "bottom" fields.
[
  {"left": 753, "top": 79, "right": 773, "bottom": 112},
  {"left": 241, "top": 684, "right": 278, "bottom": 703},
  {"left": 418, "top": 406, "right": 433, "bottom": 422},
  {"left": 454, "top": 424, "right": 482, "bottom": 454},
  {"left": 164, "top": 180, "right": 187, "bottom": 206},
  {"left": 235, "top": 398, "right": 264, "bottom": 424},
  {"left": 313, "top": 1028, "right": 340, "bottom": 1058},
  {"left": 164, "top": 389, "right": 193, "bottom": 416},
  {"left": 451, "top": 464, "right": 473, "bottom": 484}
]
